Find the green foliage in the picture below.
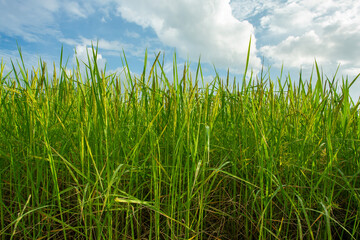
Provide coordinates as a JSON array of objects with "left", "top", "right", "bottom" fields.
[{"left": 0, "top": 46, "right": 360, "bottom": 240}]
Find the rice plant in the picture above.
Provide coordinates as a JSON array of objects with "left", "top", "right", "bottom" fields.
[{"left": 0, "top": 45, "right": 359, "bottom": 239}]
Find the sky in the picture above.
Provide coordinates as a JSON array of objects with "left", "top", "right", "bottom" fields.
[{"left": 1, "top": 0, "right": 359, "bottom": 100}]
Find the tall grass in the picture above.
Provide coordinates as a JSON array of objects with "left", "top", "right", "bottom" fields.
[{"left": 0, "top": 46, "right": 360, "bottom": 239}]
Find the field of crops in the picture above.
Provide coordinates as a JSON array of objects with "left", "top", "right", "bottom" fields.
[{"left": 1, "top": 47, "right": 360, "bottom": 239}]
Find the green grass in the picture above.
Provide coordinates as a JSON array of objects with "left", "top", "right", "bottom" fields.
[{"left": 0, "top": 45, "right": 360, "bottom": 239}]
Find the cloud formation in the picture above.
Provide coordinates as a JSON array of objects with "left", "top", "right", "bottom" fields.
[
  {"left": 0, "top": 0, "right": 60, "bottom": 41},
  {"left": 62, "top": 1, "right": 94, "bottom": 19},
  {"left": 0, "top": 0, "right": 98, "bottom": 41},
  {"left": 115, "top": 0, "right": 262, "bottom": 73},
  {"left": 228, "top": 0, "right": 360, "bottom": 81},
  {"left": 59, "top": 37, "right": 128, "bottom": 70},
  {"left": 60, "top": 36, "right": 141, "bottom": 60},
  {"left": 1, "top": 0, "right": 359, "bottom": 84},
  {"left": 74, "top": 45, "right": 106, "bottom": 70},
  {"left": 257, "top": 0, "right": 360, "bottom": 77},
  {"left": 230, "top": 0, "right": 282, "bottom": 20}
]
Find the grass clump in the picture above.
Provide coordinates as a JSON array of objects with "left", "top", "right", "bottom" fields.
[{"left": 0, "top": 46, "right": 360, "bottom": 240}]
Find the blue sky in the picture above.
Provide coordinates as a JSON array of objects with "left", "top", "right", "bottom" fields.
[{"left": 1, "top": 0, "right": 360, "bottom": 99}]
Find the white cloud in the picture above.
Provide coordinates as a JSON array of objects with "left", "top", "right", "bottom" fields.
[
  {"left": 59, "top": 34, "right": 168, "bottom": 63},
  {"left": 63, "top": 1, "right": 90, "bottom": 18},
  {"left": 0, "top": 0, "right": 100, "bottom": 41},
  {"left": 125, "top": 30, "right": 140, "bottom": 39},
  {"left": 60, "top": 38, "right": 109, "bottom": 70},
  {"left": 0, "top": 0, "right": 60, "bottom": 41},
  {"left": 75, "top": 45, "right": 106, "bottom": 69},
  {"left": 256, "top": 0, "right": 360, "bottom": 80},
  {"left": 115, "top": 0, "right": 262, "bottom": 73},
  {"left": 260, "top": 2, "right": 315, "bottom": 35},
  {"left": 260, "top": 30, "right": 328, "bottom": 68},
  {"left": 60, "top": 36, "right": 134, "bottom": 56},
  {"left": 230, "top": 0, "right": 282, "bottom": 20},
  {"left": 59, "top": 36, "right": 142, "bottom": 71}
]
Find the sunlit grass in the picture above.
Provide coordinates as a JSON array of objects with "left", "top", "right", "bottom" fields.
[{"left": 0, "top": 45, "right": 360, "bottom": 239}]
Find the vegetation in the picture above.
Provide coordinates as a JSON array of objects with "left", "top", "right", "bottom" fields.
[{"left": 0, "top": 45, "right": 360, "bottom": 239}]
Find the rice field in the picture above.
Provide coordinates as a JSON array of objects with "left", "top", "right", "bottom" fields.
[{"left": 0, "top": 46, "right": 360, "bottom": 239}]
